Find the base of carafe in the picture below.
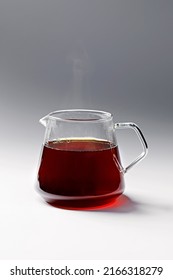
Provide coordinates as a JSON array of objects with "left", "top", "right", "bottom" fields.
[
  {"left": 47, "top": 195, "right": 123, "bottom": 210},
  {"left": 36, "top": 186, "right": 124, "bottom": 210}
]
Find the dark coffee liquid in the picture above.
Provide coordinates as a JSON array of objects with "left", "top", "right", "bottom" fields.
[{"left": 38, "top": 138, "right": 125, "bottom": 209}]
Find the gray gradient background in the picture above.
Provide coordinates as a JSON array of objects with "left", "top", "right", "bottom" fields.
[{"left": 0, "top": 0, "right": 173, "bottom": 259}]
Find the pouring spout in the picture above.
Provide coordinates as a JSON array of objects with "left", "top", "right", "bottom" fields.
[{"left": 39, "top": 115, "right": 49, "bottom": 127}]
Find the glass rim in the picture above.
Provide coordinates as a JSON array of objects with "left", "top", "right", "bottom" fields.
[{"left": 46, "top": 109, "right": 113, "bottom": 123}]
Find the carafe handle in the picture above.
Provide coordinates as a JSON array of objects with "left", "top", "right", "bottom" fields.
[{"left": 114, "top": 123, "right": 148, "bottom": 173}]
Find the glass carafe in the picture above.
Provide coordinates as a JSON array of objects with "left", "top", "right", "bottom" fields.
[{"left": 36, "top": 109, "right": 148, "bottom": 209}]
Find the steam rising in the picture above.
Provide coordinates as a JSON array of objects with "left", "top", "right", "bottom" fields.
[{"left": 68, "top": 42, "right": 90, "bottom": 107}]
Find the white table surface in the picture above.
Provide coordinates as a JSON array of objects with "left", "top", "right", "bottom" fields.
[{"left": 1, "top": 128, "right": 173, "bottom": 260}]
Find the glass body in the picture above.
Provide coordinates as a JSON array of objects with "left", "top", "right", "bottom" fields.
[{"left": 37, "top": 110, "right": 148, "bottom": 209}]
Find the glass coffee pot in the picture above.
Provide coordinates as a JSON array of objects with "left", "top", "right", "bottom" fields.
[{"left": 36, "top": 109, "right": 148, "bottom": 209}]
